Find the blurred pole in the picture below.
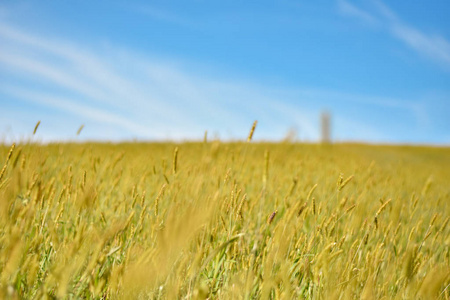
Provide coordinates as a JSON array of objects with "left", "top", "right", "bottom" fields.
[{"left": 321, "top": 111, "right": 331, "bottom": 144}]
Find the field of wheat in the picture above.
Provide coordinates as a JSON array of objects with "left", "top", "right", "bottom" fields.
[{"left": 0, "top": 135, "right": 449, "bottom": 299}]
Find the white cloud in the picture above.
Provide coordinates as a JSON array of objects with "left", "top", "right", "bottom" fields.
[
  {"left": 370, "top": 0, "right": 398, "bottom": 22},
  {"left": 0, "top": 21, "right": 425, "bottom": 143},
  {"left": 0, "top": 86, "right": 152, "bottom": 138},
  {"left": 338, "top": 0, "right": 450, "bottom": 70},
  {"left": 337, "top": 0, "right": 378, "bottom": 26},
  {"left": 129, "top": 4, "right": 194, "bottom": 28},
  {"left": 391, "top": 24, "right": 450, "bottom": 67},
  {"left": 0, "top": 50, "right": 108, "bottom": 101},
  {"left": 0, "top": 22, "right": 316, "bottom": 141}
]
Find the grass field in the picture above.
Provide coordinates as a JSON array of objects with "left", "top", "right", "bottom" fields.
[{"left": 0, "top": 139, "right": 449, "bottom": 299}]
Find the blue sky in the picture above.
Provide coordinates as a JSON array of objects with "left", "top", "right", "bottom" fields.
[{"left": 0, "top": 0, "right": 449, "bottom": 144}]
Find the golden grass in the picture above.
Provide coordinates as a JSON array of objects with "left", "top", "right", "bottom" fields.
[{"left": 0, "top": 141, "right": 449, "bottom": 299}]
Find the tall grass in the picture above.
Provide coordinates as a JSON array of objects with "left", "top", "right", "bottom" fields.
[{"left": 0, "top": 140, "right": 448, "bottom": 299}]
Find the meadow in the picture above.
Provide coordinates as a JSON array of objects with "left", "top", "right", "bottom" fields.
[{"left": 0, "top": 134, "right": 449, "bottom": 298}]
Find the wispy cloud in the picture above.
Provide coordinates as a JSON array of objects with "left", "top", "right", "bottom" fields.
[
  {"left": 0, "top": 86, "right": 152, "bottom": 137},
  {"left": 391, "top": 24, "right": 450, "bottom": 67},
  {"left": 0, "top": 21, "right": 427, "bottom": 143},
  {"left": 129, "top": 4, "right": 194, "bottom": 28},
  {"left": 0, "top": 22, "right": 308, "bottom": 141},
  {"left": 337, "top": 0, "right": 378, "bottom": 26},
  {"left": 338, "top": 0, "right": 450, "bottom": 70}
]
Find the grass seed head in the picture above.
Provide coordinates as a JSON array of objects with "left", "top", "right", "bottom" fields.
[
  {"left": 247, "top": 120, "right": 257, "bottom": 142},
  {"left": 33, "top": 121, "right": 41, "bottom": 135},
  {"left": 173, "top": 147, "right": 179, "bottom": 174},
  {"left": 267, "top": 209, "right": 278, "bottom": 224}
]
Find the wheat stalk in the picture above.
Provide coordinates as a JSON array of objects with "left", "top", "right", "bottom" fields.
[
  {"left": 0, "top": 143, "right": 15, "bottom": 182},
  {"left": 247, "top": 121, "right": 257, "bottom": 142},
  {"left": 33, "top": 121, "right": 41, "bottom": 135}
]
